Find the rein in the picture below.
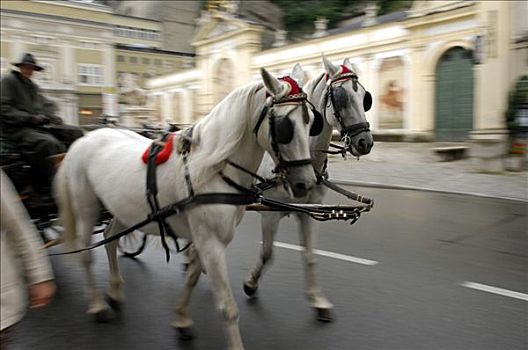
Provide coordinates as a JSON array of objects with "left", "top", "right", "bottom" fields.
[
  {"left": 49, "top": 154, "right": 372, "bottom": 258},
  {"left": 50, "top": 76, "right": 374, "bottom": 258}
]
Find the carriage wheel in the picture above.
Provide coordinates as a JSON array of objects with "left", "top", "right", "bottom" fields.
[{"left": 118, "top": 231, "right": 148, "bottom": 258}]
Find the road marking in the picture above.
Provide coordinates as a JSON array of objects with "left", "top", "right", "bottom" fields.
[
  {"left": 461, "top": 281, "right": 528, "bottom": 302},
  {"left": 270, "top": 241, "right": 379, "bottom": 266}
]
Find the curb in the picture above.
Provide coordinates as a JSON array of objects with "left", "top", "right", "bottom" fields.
[{"left": 330, "top": 179, "right": 528, "bottom": 203}]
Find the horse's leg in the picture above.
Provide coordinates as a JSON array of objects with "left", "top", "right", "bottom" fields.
[
  {"left": 173, "top": 244, "right": 202, "bottom": 339},
  {"left": 243, "top": 213, "right": 281, "bottom": 297},
  {"left": 104, "top": 219, "right": 125, "bottom": 311},
  {"left": 297, "top": 213, "right": 334, "bottom": 322},
  {"left": 194, "top": 234, "right": 243, "bottom": 350},
  {"left": 77, "top": 204, "right": 113, "bottom": 322}
]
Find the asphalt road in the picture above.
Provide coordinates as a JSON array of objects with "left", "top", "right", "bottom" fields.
[{"left": 10, "top": 187, "right": 528, "bottom": 350}]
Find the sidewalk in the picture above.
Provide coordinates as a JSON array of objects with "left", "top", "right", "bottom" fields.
[{"left": 326, "top": 142, "right": 528, "bottom": 202}]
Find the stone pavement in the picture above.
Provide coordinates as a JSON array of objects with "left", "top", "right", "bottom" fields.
[{"left": 326, "top": 142, "right": 528, "bottom": 202}]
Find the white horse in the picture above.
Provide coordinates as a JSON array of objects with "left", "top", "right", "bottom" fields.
[
  {"left": 241, "top": 56, "right": 374, "bottom": 321},
  {"left": 55, "top": 65, "right": 317, "bottom": 350}
]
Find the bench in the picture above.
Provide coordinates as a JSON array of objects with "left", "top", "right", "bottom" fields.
[{"left": 433, "top": 146, "right": 469, "bottom": 161}]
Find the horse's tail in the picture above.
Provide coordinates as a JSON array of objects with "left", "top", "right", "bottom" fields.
[{"left": 54, "top": 165, "right": 77, "bottom": 250}]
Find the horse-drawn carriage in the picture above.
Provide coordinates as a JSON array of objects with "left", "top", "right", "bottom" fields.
[
  {"left": 0, "top": 119, "right": 186, "bottom": 257},
  {"left": 1, "top": 58, "right": 374, "bottom": 350}
]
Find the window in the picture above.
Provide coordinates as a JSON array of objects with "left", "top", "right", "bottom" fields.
[
  {"left": 113, "top": 25, "right": 161, "bottom": 41},
  {"left": 117, "top": 55, "right": 125, "bottom": 63},
  {"left": 129, "top": 57, "right": 137, "bottom": 64},
  {"left": 78, "top": 64, "right": 104, "bottom": 85},
  {"left": 142, "top": 58, "right": 150, "bottom": 64},
  {"left": 34, "top": 61, "right": 55, "bottom": 87}
]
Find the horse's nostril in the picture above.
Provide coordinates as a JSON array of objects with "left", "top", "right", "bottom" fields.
[
  {"left": 295, "top": 182, "right": 307, "bottom": 191},
  {"left": 358, "top": 138, "right": 366, "bottom": 152}
]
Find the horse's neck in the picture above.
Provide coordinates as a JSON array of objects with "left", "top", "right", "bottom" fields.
[
  {"left": 223, "top": 133, "right": 265, "bottom": 188},
  {"left": 307, "top": 73, "right": 333, "bottom": 176},
  {"left": 190, "top": 84, "right": 266, "bottom": 190}
]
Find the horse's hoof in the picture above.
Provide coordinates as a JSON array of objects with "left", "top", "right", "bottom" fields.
[
  {"left": 243, "top": 282, "right": 258, "bottom": 297},
  {"left": 315, "top": 308, "right": 334, "bottom": 323},
  {"left": 105, "top": 295, "right": 123, "bottom": 312},
  {"left": 177, "top": 327, "right": 194, "bottom": 341},
  {"left": 94, "top": 308, "right": 115, "bottom": 323}
]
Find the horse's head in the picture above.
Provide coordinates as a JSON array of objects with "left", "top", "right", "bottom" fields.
[
  {"left": 255, "top": 65, "right": 317, "bottom": 197},
  {"left": 321, "top": 55, "right": 373, "bottom": 156}
]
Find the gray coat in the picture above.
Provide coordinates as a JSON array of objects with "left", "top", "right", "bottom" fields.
[
  {"left": 0, "top": 170, "right": 54, "bottom": 330},
  {"left": 0, "top": 70, "right": 56, "bottom": 137}
]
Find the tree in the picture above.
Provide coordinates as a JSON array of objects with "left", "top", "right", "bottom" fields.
[{"left": 271, "top": 0, "right": 412, "bottom": 39}]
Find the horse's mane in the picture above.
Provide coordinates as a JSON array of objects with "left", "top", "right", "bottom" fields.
[
  {"left": 187, "top": 81, "right": 265, "bottom": 188},
  {"left": 304, "top": 72, "right": 327, "bottom": 108}
]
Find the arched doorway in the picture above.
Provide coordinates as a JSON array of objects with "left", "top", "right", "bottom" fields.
[{"left": 435, "top": 47, "right": 474, "bottom": 141}]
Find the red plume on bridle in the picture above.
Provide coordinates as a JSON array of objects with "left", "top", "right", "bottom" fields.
[
  {"left": 265, "top": 76, "right": 306, "bottom": 103},
  {"left": 325, "top": 65, "right": 355, "bottom": 82}
]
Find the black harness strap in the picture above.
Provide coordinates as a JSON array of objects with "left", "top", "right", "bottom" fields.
[
  {"left": 145, "top": 133, "right": 184, "bottom": 262},
  {"left": 253, "top": 106, "right": 269, "bottom": 136}
]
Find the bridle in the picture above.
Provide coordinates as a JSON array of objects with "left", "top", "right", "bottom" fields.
[
  {"left": 323, "top": 71, "right": 371, "bottom": 147},
  {"left": 253, "top": 91, "right": 313, "bottom": 174}
]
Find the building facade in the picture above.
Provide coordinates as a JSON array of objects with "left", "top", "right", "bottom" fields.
[
  {"left": 1, "top": 0, "right": 115, "bottom": 124},
  {"left": 146, "top": 0, "right": 528, "bottom": 157},
  {"left": 0, "top": 0, "right": 195, "bottom": 124}
]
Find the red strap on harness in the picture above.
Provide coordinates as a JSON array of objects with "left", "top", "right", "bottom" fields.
[{"left": 141, "top": 133, "right": 175, "bottom": 165}]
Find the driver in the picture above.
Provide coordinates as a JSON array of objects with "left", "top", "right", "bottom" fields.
[{"left": 0, "top": 53, "right": 83, "bottom": 201}]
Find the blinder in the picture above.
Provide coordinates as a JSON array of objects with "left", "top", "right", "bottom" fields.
[
  {"left": 363, "top": 91, "right": 372, "bottom": 112},
  {"left": 273, "top": 114, "right": 294, "bottom": 144},
  {"left": 309, "top": 106, "right": 323, "bottom": 136}
]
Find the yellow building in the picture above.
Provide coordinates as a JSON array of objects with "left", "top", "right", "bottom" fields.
[
  {"left": 1, "top": 0, "right": 115, "bottom": 124},
  {"left": 111, "top": 14, "right": 195, "bottom": 89},
  {"left": 147, "top": 0, "right": 528, "bottom": 171},
  {"left": 115, "top": 44, "right": 194, "bottom": 90},
  {"left": 0, "top": 0, "right": 195, "bottom": 124}
]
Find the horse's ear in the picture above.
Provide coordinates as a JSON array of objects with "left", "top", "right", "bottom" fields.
[
  {"left": 343, "top": 58, "right": 354, "bottom": 72},
  {"left": 322, "top": 53, "right": 339, "bottom": 78},
  {"left": 261, "top": 67, "right": 283, "bottom": 97},
  {"left": 291, "top": 63, "right": 305, "bottom": 89}
]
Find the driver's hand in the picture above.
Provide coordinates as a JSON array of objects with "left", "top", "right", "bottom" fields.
[
  {"left": 49, "top": 116, "right": 64, "bottom": 125},
  {"left": 30, "top": 115, "right": 49, "bottom": 126}
]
